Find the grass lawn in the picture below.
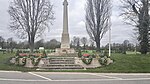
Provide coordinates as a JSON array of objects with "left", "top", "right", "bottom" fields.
[
  {"left": 0, "top": 52, "right": 150, "bottom": 73},
  {"left": 85, "top": 53, "right": 150, "bottom": 73},
  {"left": 0, "top": 53, "right": 36, "bottom": 72}
]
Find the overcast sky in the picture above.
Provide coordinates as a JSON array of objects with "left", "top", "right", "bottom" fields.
[{"left": 0, "top": 0, "right": 134, "bottom": 46}]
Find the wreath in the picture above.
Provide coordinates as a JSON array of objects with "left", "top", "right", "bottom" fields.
[
  {"left": 31, "top": 58, "right": 41, "bottom": 66},
  {"left": 15, "top": 56, "right": 19, "bottom": 65},
  {"left": 14, "top": 56, "right": 26, "bottom": 66},
  {"left": 35, "top": 58, "right": 41, "bottom": 66},
  {"left": 99, "top": 56, "right": 108, "bottom": 65},
  {"left": 82, "top": 56, "right": 93, "bottom": 65},
  {"left": 22, "top": 57, "right": 26, "bottom": 66},
  {"left": 42, "top": 50, "right": 47, "bottom": 58}
]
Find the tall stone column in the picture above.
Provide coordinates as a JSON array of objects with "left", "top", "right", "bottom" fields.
[{"left": 61, "top": 0, "right": 70, "bottom": 48}]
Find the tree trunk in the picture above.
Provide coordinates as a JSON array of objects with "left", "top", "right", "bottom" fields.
[
  {"left": 138, "top": 0, "right": 149, "bottom": 54},
  {"left": 31, "top": 36, "right": 35, "bottom": 53},
  {"left": 96, "top": 40, "right": 100, "bottom": 52},
  {"left": 30, "top": 41, "right": 34, "bottom": 53},
  {"left": 28, "top": 35, "right": 35, "bottom": 53},
  {"left": 83, "top": 44, "right": 86, "bottom": 50}
]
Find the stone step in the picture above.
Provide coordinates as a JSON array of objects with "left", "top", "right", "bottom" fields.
[
  {"left": 47, "top": 64, "right": 80, "bottom": 66},
  {"left": 49, "top": 56, "right": 74, "bottom": 59},
  {"left": 38, "top": 57, "right": 83, "bottom": 70},
  {"left": 49, "top": 57, "right": 75, "bottom": 64},
  {"left": 50, "top": 59, "right": 74, "bottom": 61},
  {"left": 50, "top": 58, "right": 74, "bottom": 60},
  {"left": 49, "top": 60, "right": 75, "bottom": 64},
  {"left": 41, "top": 64, "right": 83, "bottom": 69},
  {"left": 48, "top": 53, "right": 78, "bottom": 57}
]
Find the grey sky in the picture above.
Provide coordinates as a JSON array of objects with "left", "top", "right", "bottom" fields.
[{"left": 0, "top": 0, "right": 134, "bottom": 46}]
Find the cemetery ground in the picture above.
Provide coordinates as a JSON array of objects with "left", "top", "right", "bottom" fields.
[{"left": 0, "top": 52, "right": 150, "bottom": 73}]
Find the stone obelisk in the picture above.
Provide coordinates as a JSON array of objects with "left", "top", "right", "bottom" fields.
[{"left": 61, "top": 0, "right": 70, "bottom": 49}]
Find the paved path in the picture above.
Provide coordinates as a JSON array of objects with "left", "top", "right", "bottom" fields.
[{"left": 0, "top": 71, "right": 150, "bottom": 84}]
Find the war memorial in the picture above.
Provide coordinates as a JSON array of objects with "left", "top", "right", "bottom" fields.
[{"left": 10, "top": 0, "right": 113, "bottom": 70}]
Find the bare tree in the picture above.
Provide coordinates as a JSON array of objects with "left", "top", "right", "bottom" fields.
[
  {"left": 35, "top": 39, "right": 44, "bottom": 49},
  {"left": 121, "top": 0, "right": 149, "bottom": 54},
  {"left": 120, "top": 0, "right": 140, "bottom": 26},
  {"left": 0, "top": 36, "right": 5, "bottom": 49},
  {"left": 72, "top": 37, "right": 80, "bottom": 49},
  {"left": 7, "top": 38, "right": 13, "bottom": 48},
  {"left": 8, "top": 0, "right": 54, "bottom": 52},
  {"left": 122, "top": 40, "right": 130, "bottom": 54},
  {"left": 49, "top": 39, "right": 60, "bottom": 49},
  {"left": 81, "top": 37, "right": 88, "bottom": 49},
  {"left": 7, "top": 38, "right": 14, "bottom": 52},
  {"left": 7, "top": 38, "right": 17, "bottom": 53},
  {"left": 89, "top": 39, "right": 95, "bottom": 50},
  {"left": 85, "top": 0, "right": 111, "bottom": 52},
  {"left": 130, "top": 31, "right": 139, "bottom": 54}
]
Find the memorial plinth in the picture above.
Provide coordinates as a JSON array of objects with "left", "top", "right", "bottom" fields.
[
  {"left": 54, "top": 0, "right": 76, "bottom": 55},
  {"left": 61, "top": 0, "right": 70, "bottom": 49}
]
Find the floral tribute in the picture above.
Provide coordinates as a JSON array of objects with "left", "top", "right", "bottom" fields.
[
  {"left": 13, "top": 50, "right": 47, "bottom": 66},
  {"left": 81, "top": 53, "right": 93, "bottom": 65}
]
